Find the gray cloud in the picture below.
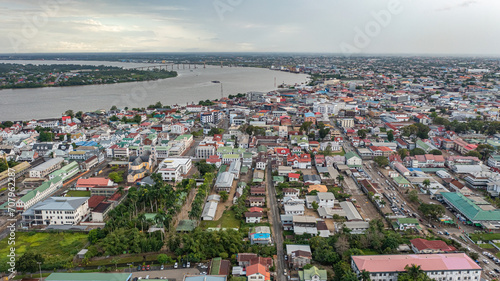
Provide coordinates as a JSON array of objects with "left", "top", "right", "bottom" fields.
[{"left": 0, "top": 0, "right": 498, "bottom": 55}]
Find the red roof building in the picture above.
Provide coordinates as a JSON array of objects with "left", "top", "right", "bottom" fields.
[{"left": 410, "top": 238, "right": 457, "bottom": 253}]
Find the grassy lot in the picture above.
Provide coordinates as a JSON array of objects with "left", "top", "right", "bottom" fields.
[
  {"left": 66, "top": 190, "right": 91, "bottom": 197},
  {"left": 332, "top": 148, "right": 346, "bottom": 156},
  {"left": 0, "top": 232, "right": 88, "bottom": 271},
  {"left": 14, "top": 272, "right": 52, "bottom": 280},
  {"left": 469, "top": 233, "right": 500, "bottom": 242},
  {"left": 361, "top": 249, "right": 379, "bottom": 255},
  {"left": 478, "top": 244, "right": 495, "bottom": 249},
  {"left": 86, "top": 252, "right": 165, "bottom": 267},
  {"left": 200, "top": 210, "right": 241, "bottom": 229}
]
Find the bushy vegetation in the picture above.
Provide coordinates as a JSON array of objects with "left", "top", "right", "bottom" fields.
[
  {"left": 0, "top": 232, "right": 88, "bottom": 272},
  {"left": 85, "top": 173, "right": 193, "bottom": 259},
  {"left": 189, "top": 175, "right": 213, "bottom": 219}
]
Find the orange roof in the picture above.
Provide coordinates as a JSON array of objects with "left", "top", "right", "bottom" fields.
[
  {"left": 246, "top": 264, "right": 270, "bottom": 281},
  {"left": 76, "top": 177, "right": 111, "bottom": 187}
]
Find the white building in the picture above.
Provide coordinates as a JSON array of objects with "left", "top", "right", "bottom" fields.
[
  {"left": 313, "top": 102, "right": 338, "bottom": 115},
  {"left": 306, "top": 192, "right": 336, "bottom": 209},
  {"left": 157, "top": 157, "right": 192, "bottom": 182},
  {"left": 29, "top": 158, "right": 65, "bottom": 178},
  {"left": 21, "top": 197, "right": 89, "bottom": 227},
  {"left": 339, "top": 118, "right": 354, "bottom": 128}
]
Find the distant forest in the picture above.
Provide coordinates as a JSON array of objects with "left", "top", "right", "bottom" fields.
[{"left": 0, "top": 63, "right": 177, "bottom": 89}]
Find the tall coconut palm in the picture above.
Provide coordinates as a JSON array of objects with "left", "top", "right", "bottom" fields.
[
  {"left": 404, "top": 264, "right": 424, "bottom": 280},
  {"left": 359, "top": 270, "right": 371, "bottom": 281}
]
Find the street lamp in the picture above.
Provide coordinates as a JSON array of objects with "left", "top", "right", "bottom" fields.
[{"left": 37, "top": 262, "right": 42, "bottom": 281}]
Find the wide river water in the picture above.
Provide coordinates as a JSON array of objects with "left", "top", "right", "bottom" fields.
[{"left": 0, "top": 60, "right": 309, "bottom": 121}]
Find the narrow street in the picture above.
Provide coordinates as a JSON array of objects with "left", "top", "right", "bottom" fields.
[{"left": 266, "top": 161, "right": 285, "bottom": 281}]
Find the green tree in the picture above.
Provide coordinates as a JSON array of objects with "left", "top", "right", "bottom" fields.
[
  {"left": 408, "top": 190, "right": 419, "bottom": 203},
  {"left": 422, "top": 179, "right": 431, "bottom": 189},
  {"left": 1, "top": 121, "right": 14, "bottom": 128},
  {"left": 88, "top": 228, "right": 105, "bottom": 244},
  {"left": 300, "top": 121, "right": 313, "bottom": 134},
  {"left": 419, "top": 203, "right": 445, "bottom": 221},
  {"left": 219, "top": 191, "right": 229, "bottom": 202},
  {"left": 157, "top": 253, "right": 169, "bottom": 264},
  {"left": 110, "top": 105, "right": 118, "bottom": 110},
  {"left": 133, "top": 115, "right": 142, "bottom": 123},
  {"left": 336, "top": 174, "right": 344, "bottom": 185},
  {"left": 410, "top": 148, "right": 426, "bottom": 156},
  {"left": 465, "top": 150, "right": 481, "bottom": 159},
  {"left": 110, "top": 115, "right": 119, "bottom": 121},
  {"left": 208, "top": 128, "right": 224, "bottom": 136},
  {"left": 319, "top": 127, "right": 330, "bottom": 140},
  {"left": 109, "top": 172, "right": 124, "bottom": 183},
  {"left": 357, "top": 129, "right": 367, "bottom": 139},
  {"left": 468, "top": 251, "right": 479, "bottom": 261},
  {"left": 359, "top": 270, "right": 372, "bottom": 281},
  {"left": 373, "top": 156, "right": 389, "bottom": 167},
  {"left": 64, "top": 109, "right": 74, "bottom": 118},
  {"left": 429, "top": 149, "right": 442, "bottom": 155},
  {"left": 387, "top": 130, "right": 394, "bottom": 142},
  {"left": 475, "top": 144, "right": 494, "bottom": 161},
  {"left": 398, "top": 148, "right": 409, "bottom": 159},
  {"left": 39, "top": 131, "right": 54, "bottom": 142},
  {"left": 17, "top": 251, "right": 44, "bottom": 274},
  {"left": 398, "top": 264, "right": 432, "bottom": 281},
  {"left": 312, "top": 201, "right": 319, "bottom": 210}
]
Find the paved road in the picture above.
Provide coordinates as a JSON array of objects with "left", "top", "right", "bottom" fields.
[{"left": 266, "top": 161, "right": 285, "bottom": 281}]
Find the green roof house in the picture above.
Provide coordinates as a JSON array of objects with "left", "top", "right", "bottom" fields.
[{"left": 299, "top": 266, "right": 327, "bottom": 281}]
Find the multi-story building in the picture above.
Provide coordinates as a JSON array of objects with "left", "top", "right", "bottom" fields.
[
  {"left": 487, "top": 155, "right": 500, "bottom": 168},
  {"left": 195, "top": 145, "right": 216, "bottom": 159},
  {"left": 157, "top": 157, "right": 192, "bottom": 182},
  {"left": 29, "top": 158, "right": 64, "bottom": 178},
  {"left": 16, "top": 176, "right": 63, "bottom": 211},
  {"left": 313, "top": 102, "right": 338, "bottom": 115},
  {"left": 21, "top": 197, "right": 89, "bottom": 227},
  {"left": 339, "top": 118, "right": 354, "bottom": 128},
  {"left": 351, "top": 253, "right": 481, "bottom": 281}
]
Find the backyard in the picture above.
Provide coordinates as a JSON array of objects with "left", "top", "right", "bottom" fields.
[
  {"left": 0, "top": 232, "right": 88, "bottom": 271},
  {"left": 200, "top": 210, "right": 241, "bottom": 229}
]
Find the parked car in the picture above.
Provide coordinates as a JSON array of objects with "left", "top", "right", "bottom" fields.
[
  {"left": 146, "top": 265, "right": 150, "bottom": 271},
  {"left": 137, "top": 266, "right": 142, "bottom": 271},
  {"left": 187, "top": 262, "right": 191, "bottom": 268},
  {"left": 160, "top": 264, "right": 164, "bottom": 270},
  {"left": 142, "top": 266, "right": 146, "bottom": 271},
  {"left": 174, "top": 262, "right": 178, "bottom": 269}
]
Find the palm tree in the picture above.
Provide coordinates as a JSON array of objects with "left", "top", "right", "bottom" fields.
[
  {"left": 337, "top": 174, "right": 344, "bottom": 186},
  {"left": 359, "top": 270, "right": 371, "bottom": 281},
  {"left": 137, "top": 213, "right": 146, "bottom": 232},
  {"left": 404, "top": 264, "right": 424, "bottom": 280},
  {"left": 422, "top": 179, "right": 431, "bottom": 190}
]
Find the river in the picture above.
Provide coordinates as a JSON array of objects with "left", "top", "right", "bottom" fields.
[{"left": 0, "top": 60, "right": 309, "bottom": 121}]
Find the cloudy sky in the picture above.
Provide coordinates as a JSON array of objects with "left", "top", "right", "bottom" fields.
[{"left": 0, "top": 0, "right": 498, "bottom": 55}]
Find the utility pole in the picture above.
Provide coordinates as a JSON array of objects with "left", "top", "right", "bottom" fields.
[{"left": 37, "top": 262, "right": 42, "bottom": 281}]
